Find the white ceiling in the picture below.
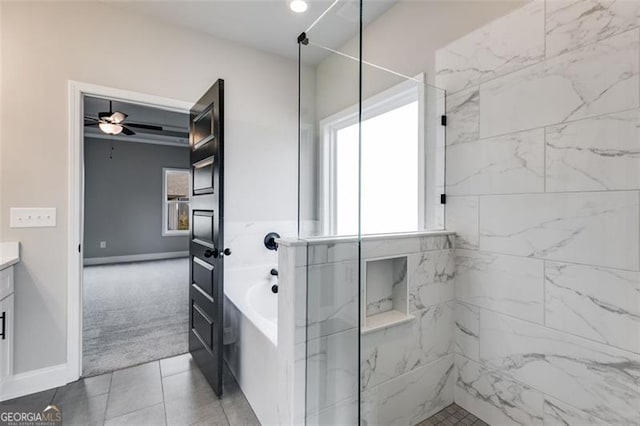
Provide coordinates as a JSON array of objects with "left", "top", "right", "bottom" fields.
[{"left": 117, "top": 0, "right": 397, "bottom": 63}]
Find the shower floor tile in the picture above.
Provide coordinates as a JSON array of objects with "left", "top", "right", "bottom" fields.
[{"left": 419, "top": 403, "right": 489, "bottom": 426}]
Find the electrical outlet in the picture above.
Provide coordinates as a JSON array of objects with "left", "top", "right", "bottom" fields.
[
  {"left": 100, "top": 241, "right": 107, "bottom": 249},
  {"left": 10, "top": 208, "right": 57, "bottom": 228}
]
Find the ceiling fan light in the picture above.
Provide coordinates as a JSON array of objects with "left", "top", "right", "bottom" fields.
[
  {"left": 99, "top": 122, "right": 123, "bottom": 135},
  {"left": 110, "top": 112, "right": 127, "bottom": 124}
]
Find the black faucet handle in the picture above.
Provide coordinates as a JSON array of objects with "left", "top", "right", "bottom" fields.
[{"left": 270, "top": 268, "right": 279, "bottom": 276}]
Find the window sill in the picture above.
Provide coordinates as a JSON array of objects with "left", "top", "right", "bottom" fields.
[{"left": 162, "top": 231, "right": 190, "bottom": 237}]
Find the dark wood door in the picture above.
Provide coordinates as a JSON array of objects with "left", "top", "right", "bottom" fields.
[{"left": 189, "top": 79, "right": 228, "bottom": 396}]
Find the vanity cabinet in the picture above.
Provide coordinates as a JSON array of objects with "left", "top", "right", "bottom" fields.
[{"left": 0, "top": 266, "right": 14, "bottom": 379}]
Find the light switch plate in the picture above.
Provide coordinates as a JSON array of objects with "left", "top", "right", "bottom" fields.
[{"left": 10, "top": 208, "right": 57, "bottom": 228}]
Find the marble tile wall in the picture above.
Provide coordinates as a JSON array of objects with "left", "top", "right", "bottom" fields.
[
  {"left": 299, "top": 233, "right": 456, "bottom": 426},
  {"left": 359, "top": 234, "right": 456, "bottom": 426},
  {"left": 436, "top": 1, "right": 640, "bottom": 425},
  {"left": 276, "top": 239, "right": 308, "bottom": 426}
]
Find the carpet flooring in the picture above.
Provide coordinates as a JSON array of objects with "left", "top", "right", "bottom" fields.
[{"left": 83, "top": 258, "right": 189, "bottom": 377}]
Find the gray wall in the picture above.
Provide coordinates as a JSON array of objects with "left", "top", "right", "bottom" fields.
[{"left": 83, "top": 137, "right": 189, "bottom": 259}]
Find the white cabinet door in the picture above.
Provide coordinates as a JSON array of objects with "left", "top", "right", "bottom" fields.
[{"left": 0, "top": 294, "right": 13, "bottom": 379}]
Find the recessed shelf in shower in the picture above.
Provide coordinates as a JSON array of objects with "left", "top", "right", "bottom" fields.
[{"left": 362, "top": 255, "right": 413, "bottom": 334}]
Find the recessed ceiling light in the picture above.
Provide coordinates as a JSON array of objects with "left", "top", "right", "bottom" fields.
[{"left": 289, "top": 0, "right": 308, "bottom": 13}]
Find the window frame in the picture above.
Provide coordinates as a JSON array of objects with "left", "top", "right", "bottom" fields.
[
  {"left": 162, "top": 167, "right": 191, "bottom": 237},
  {"left": 319, "top": 74, "right": 428, "bottom": 236}
]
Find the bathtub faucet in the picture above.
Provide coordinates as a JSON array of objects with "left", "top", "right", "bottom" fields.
[{"left": 270, "top": 268, "right": 278, "bottom": 277}]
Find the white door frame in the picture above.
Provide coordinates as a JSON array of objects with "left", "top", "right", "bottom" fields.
[{"left": 67, "top": 81, "right": 192, "bottom": 381}]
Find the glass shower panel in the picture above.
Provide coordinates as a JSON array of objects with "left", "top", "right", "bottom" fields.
[
  {"left": 298, "top": 3, "right": 361, "bottom": 425},
  {"left": 356, "top": 3, "right": 450, "bottom": 425},
  {"left": 299, "top": 1, "right": 447, "bottom": 424}
]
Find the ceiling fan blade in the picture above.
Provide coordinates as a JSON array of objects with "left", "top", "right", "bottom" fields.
[
  {"left": 121, "top": 126, "right": 135, "bottom": 136},
  {"left": 126, "top": 122, "right": 163, "bottom": 131}
]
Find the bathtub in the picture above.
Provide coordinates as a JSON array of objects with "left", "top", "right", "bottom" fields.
[{"left": 223, "top": 266, "right": 279, "bottom": 425}]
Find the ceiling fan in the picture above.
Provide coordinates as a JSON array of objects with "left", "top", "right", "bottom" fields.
[{"left": 84, "top": 100, "right": 163, "bottom": 136}]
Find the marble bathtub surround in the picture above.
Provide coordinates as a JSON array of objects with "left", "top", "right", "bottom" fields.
[
  {"left": 435, "top": 0, "right": 545, "bottom": 95},
  {"left": 306, "top": 396, "right": 358, "bottom": 426},
  {"left": 306, "top": 328, "right": 359, "bottom": 415},
  {"left": 479, "top": 28, "right": 639, "bottom": 138},
  {"left": 306, "top": 260, "right": 359, "bottom": 341},
  {"left": 545, "top": 0, "right": 640, "bottom": 58},
  {"left": 545, "top": 109, "right": 640, "bottom": 192},
  {"left": 479, "top": 191, "right": 639, "bottom": 271},
  {"left": 276, "top": 239, "right": 308, "bottom": 426},
  {"left": 307, "top": 240, "right": 359, "bottom": 266}
]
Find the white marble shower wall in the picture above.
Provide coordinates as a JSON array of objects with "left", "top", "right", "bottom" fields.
[
  {"left": 436, "top": 1, "right": 640, "bottom": 425},
  {"left": 298, "top": 232, "right": 457, "bottom": 426}
]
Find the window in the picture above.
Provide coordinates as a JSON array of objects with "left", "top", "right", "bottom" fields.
[
  {"left": 321, "top": 78, "right": 426, "bottom": 236},
  {"left": 162, "top": 168, "right": 191, "bottom": 236}
]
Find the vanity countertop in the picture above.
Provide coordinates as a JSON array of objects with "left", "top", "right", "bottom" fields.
[{"left": 0, "top": 242, "right": 20, "bottom": 270}]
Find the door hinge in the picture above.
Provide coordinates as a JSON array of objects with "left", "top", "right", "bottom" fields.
[
  {"left": 440, "top": 194, "right": 447, "bottom": 204},
  {"left": 441, "top": 115, "right": 447, "bottom": 126},
  {"left": 78, "top": 244, "right": 81, "bottom": 253}
]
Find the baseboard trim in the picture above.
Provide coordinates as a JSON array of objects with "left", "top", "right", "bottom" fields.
[
  {"left": 0, "top": 363, "right": 69, "bottom": 402},
  {"left": 83, "top": 251, "right": 188, "bottom": 266}
]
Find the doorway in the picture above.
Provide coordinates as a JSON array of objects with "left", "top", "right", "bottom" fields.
[
  {"left": 81, "top": 95, "right": 191, "bottom": 376},
  {"left": 67, "top": 82, "right": 194, "bottom": 381}
]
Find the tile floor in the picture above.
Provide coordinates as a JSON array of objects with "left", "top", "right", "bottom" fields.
[
  {"left": 419, "top": 403, "right": 489, "bottom": 426},
  {"left": 0, "top": 353, "right": 259, "bottom": 426}
]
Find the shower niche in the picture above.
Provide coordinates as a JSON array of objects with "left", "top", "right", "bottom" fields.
[{"left": 362, "top": 256, "right": 413, "bottom": 333}]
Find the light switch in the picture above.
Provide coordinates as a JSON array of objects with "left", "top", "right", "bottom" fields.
[{"left": 10, "top": 208, "right": 57, "bottom": 228}]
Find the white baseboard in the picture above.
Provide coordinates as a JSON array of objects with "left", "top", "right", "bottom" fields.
[
  {"left": 0, "top": 363, "right": 70, "bottom": 402},
  {"left": 83, "top": 251, "right": 188, "bottom": 266}
]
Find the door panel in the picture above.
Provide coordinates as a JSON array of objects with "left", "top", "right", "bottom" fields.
[
  {"left": 189, "top": 79, "right": 226, "bottom": 397},
  {"left": 192, "top": 257, "right": 215, "bottom": 299},
  {"left": 192, "top": 210, "right": 215, "bottom": 246},
  {"left": 192, "top": 301, "right": 214, "bottom": 349},
  {"left": 193, "top": 157, "right": 215, "bottom": 195}
]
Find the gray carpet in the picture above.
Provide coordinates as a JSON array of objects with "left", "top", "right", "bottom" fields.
[{"left": 83, "top": 258, "right": 189, "bottom": 377}]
